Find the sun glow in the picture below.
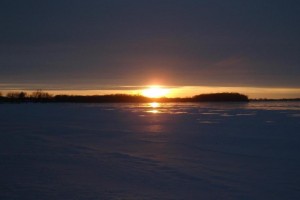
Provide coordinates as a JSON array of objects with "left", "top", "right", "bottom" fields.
[{"left": 142, "top": 86, "right": 169, "bottom": 98}]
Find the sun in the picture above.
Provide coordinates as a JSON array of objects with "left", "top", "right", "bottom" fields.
[{"left": 142, "top": 86, "right": 169, "bottom": 98}]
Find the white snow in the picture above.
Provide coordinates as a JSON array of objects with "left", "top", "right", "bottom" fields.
[{"left": 1, "top": 102, "right": 300, "bottom": 199}]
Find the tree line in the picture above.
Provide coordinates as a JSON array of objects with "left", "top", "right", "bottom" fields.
[{"left": 0, "top": 91, "right": 251, "bottom": 103}]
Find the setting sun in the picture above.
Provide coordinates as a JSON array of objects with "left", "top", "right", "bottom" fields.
[{"left": 142, "top": 86, "right": 169, "bottom": 98}]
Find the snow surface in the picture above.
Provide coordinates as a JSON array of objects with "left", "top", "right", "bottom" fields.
[{"left": 1, "top": 102, "right": 300, "bottom": 200}]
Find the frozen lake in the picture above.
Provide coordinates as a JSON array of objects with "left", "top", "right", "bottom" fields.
[{"left": 1, "top": 102, "right": 300, "bottom": 199}]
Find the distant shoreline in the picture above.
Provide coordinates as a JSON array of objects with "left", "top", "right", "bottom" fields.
[{"left": 0, "top": 91, "right": 299, "bottom": 103}]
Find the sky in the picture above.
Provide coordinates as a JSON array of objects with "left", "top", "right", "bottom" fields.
[{"left": 1, "top": 0, "right": 300, "bottom": 98}]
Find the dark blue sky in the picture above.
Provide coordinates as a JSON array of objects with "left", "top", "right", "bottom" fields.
[{"left": 1, "top": 0, "right": 300, "bottom": 90}]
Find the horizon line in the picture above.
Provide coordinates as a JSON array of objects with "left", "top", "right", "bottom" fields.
[{"left": 1, "top": 85, "right": 300, "bottom": 99}]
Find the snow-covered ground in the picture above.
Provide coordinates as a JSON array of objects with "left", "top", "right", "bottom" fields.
[{"left": 1, "top": 102, "right": 300, "bottom": 200}]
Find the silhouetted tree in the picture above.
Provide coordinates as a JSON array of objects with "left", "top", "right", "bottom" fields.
[
  {"left": 18, "top": 92, "right": 27, "bottom": 100},
  {"left": 6, "top": 91, "right": 27, "bottom": 102},
  {"left": 30, "top": 90, "right": 52, "bottom": 102},
  {"left": 7, "top": 92, "right": 20, "bottom": 99},
  {"left": 30, "top": 90, "right": 51, "bottom": 98}
]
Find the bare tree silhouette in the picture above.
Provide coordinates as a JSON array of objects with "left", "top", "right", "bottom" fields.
[
  {"left": 6, "top": 92, "right": 26, "bottom": 99},
  {"left": 30, "top": 90, "right": 52, "bottom": 102}
]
